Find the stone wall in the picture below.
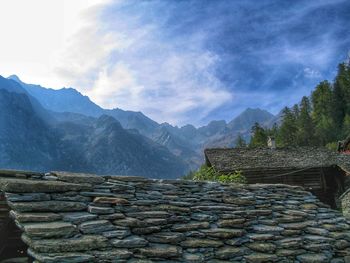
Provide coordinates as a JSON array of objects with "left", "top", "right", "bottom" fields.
[
  {"left": 0, "top": 171, "right": 350, "bottom": 262},
  {"left": 0, "top": 192, "right": 9, "bottom": 229},
  {"left": 341, "top": 189, "right": 350, "bottom": 220}
]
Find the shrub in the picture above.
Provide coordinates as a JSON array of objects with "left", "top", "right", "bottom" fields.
[
  {"left": 185, "top": 165, "right": 246, "bottom": 184},
  {"left": 181, "top": 170, "right": 195, "bottom": 180},
  {"left": 326, "top": 141, "right": 338, "bottom": 151}
]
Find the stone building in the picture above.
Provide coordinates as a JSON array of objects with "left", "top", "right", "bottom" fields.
[
  {"left": 338, "top": 135, "right": 350, "bottom": 154},
  {"left": 205, "top": 147, "right": 350, "bottom": 208},
  {"left": 1, "top": 170, "right": 350, "bottom": 262},
  {"left": 341, "top": 188, "right": 350, "bottom": 220}
]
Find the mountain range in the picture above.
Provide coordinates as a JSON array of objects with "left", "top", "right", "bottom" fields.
[{"left": 0, "top": 75, "right": 279, "bottom": 178}]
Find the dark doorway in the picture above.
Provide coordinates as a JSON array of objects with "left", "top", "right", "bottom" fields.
[
  {"left": 322, "top": 166, "right": 346, "bottom": 209},
  {"left": 0, "top": 193, "right": 29, "bottom": 262}
]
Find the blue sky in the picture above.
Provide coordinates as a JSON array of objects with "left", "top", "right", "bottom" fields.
[{"left": 1, "top": 0, "right": 350, "bottom": 126}]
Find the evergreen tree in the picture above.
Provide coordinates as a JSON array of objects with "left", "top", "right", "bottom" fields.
[
  {"left": 265, "top": 123, "right": 280, "bottom": 146},
  {"left": 249, "top": 123, "right": 267, "bottom": 147},
  {"left": 268, "top": 123, "right": 279, "bottom": 138},
  {"left": 277, "top": 107, "right": 298, "bottom": 147},
  {"left": 335, "top": 63, "right": 350, "bottom": 115},
  {"left": 311, "top": 80, "right": 335, "bottom": 144},
  {"left": 332, "top": 79, "right": 345, "bottom": 134},
  {"left": 292, "top": 104, "right": 300, "bottom": 119},
  {"left": 297, "top": 96, "right": 316, "bottom": 146},
  {"left": 249, "top": 59, "right": 350, "bottom": 149},
  {"left": 342, "top": 114, "right": 350, "bottom": 138},
  {"left": 235, "top": 134, "right": 247, "bottom": 148}
]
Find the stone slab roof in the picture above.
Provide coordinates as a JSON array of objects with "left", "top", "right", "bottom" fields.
[
  {"left": 205, "top": 147, "right": 350, "bottom": 173},
  {"left": 0, "top": 170, "right": 350, "bottom": 262}
]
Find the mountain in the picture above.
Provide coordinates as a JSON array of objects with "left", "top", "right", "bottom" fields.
[
  {"left": 8, "top": 75, "right": 159, "bottom": 134},
  {"left": 7, "top": 75, "right": 277, "bottom": 170},
  {"left": 1, "top": 76, "right": 54, "bottom": 123},
  {"left": 199, "top": 109, "right": 276, "bottom": 149},
  {"left": 53, "top": 115, "right": 188, "bottom": 178},
  {"left": 227, "top": 108, "right": 275, "bottom": 132},
  {"left": 198, "top": 120, "right": 227, "bottom": 137},
  {"left": 0, "top": 76, "right": 188, "bottom": 178},
  {"left": 8, "top": 75, "right": 200, "bottom": 167},
  {"left": 0, "top": 77, "right": 59, "bottom": 171},
  {"left": 149, "top": 109, "right": 276, "bottom": 168},
  {"left": 151, "top": 125, "right": 201, "bottom": 170},
  {"left": 8, "top": 75, "right": 104, "bottom": 117},
  {"left": 266, "top": 109, "right": 284, "bottom": 127},
  {"left": 106, "top": 108, "right": 159, "bottom": 137}
]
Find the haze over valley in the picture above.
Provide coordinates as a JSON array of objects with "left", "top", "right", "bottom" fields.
[{"left": 0, "top": 75, "right": 280, "bottom": 177}]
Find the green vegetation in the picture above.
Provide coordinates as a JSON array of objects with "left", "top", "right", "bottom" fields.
[
  {"left": 249, "top": 123, "right": 268, "bottom": 147},
  {"left": 184, "top": 165, "right": 247, "bottom": 184},
  {"left": 250, "top": 61, "right": 350, "bottom": 148},
  {"left": 235, "top": 134, "right": 247, "bottom": 147}
]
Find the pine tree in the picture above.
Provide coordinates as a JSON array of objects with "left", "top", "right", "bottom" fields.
[
  {"left": 249, "top": 123, "right": 267, "bottom": 148},
  {"left": 336, "top": 63, "right": 350, "bottom": 115},
  {"left": 235, "top": 134, "right": 247, "bottom": 148},
  {"left": 268, "top": 123, "right": 279, "bottom": 138},
  {"left": 297, "top": 96, "right": 316, "bottom": 146},
  {"left": 292, "top": 104, "right": 300, "bottom": 119},
  {"left": 342, "top": 114, "right": 350, "bottom": 138},
  {"left": 311, "top": 80, "right": 335, "bottom": 144},
  {"left": 332, "top": 80, "right": 345, "bottom": 135},
  {"left": 277, "top": 107, "right": 298, "bottom": 147},
  {"left": 249, "top": 59, "right": 350, "bottom": 149}
]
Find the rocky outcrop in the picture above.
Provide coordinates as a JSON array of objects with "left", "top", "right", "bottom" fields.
[{"left": 0, "top": 170, "right": 350, "bottom": 262}]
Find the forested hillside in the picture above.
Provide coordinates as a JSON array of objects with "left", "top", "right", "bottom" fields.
[{"left": 249, "top": 61, "right": 350, "bottom": 148}]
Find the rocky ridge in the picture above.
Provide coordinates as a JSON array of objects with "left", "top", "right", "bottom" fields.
[
  {"left": 0, "top": 171, "right": 350, "bottom": 262},
  {"left": 8, "top": 75, "right": 278, "bottom": 171},
  {"left": 0, "top": 76, "right": 188, "bottom": 178}
]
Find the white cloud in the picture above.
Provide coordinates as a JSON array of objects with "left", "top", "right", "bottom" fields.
[
  {"left": 0, "top": 0, "right": 107, "bottom": 88},
  {"left": 54, "top": 28, "right": 120, "bottom": 88},
  {"left": 303, "top": 67, "right": 321, "bottom": 79},
  {"left": 79, "top": 47, "right": 232, "bottom": 125},
  {"left": 51, "top": 1, "right": 233, "bottom": 125},
  {"left": 2, "top": 0, "right": 346, "bottom": 125}
]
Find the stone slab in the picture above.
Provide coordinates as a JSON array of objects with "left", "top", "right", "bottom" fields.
[
  {"left": 51, "top": 171, "right": 105, "bottom": 184},
  {"left": 23, "top": 221, "right": 76, "bottom": 238},
  {"left": 8, "top": 201, "right": 87, "bottom": 212},
  {"left": 0, "top": 178, "right": 91, "bottom": 193},
  {"left": 23, "top": 234, "right": 109, "bottom": 253},
  {"left": 10, "top": 211, "right": 62, "bottom": 223}
]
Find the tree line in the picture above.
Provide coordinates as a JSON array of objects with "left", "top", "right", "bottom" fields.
[{"left": 236, "top": 61, "right": 350, "bottom": 149}]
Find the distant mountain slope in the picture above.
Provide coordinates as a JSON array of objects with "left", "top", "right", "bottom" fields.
[
  {"left": 227, "top": 108, "right": 275, "bottom": 132},
  {"left": 0, "top": 88, "right": 58, "bottom": 171},
  {"left": 53, "top": 115, "right": 188, "bottom": 178},
  {"left": 151, "top": 125, "right": 201, "bottom": 170},
  {"left": 8, "top": 75, "right": 277, "bottom": 169},
  {"left": 8, "top": 75, "right": 159, "bottom": 132},
  {"left": 0, "top": 77, "right": 188, "bottom": 178},
  {"left": 8, "top": 75, "right": 104, "bottom": 117},
  {"left": 1, "top": 76, "right": 54, "bottom": 123},
  {"left": 266, "top": 109, "right": 283, "bottom": 127},
  {"left": 198, "top": 120, "right": 227, "bottom": 138},
  {"left": 8, "top": 76, "right": 200, "bottom": 166},
  {"left": 199, "top": 109, "right": 276, "bottom": 149},
  {"left": 106, "top": 108, "right": 159, "bottom": 137}
]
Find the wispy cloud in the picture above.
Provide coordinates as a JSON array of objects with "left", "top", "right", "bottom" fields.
[{"left": 53, "top": 0, "right": 350, "bottom": 125}]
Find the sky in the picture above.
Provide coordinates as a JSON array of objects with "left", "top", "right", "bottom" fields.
[{"left": 0, "top": 0, "right": 350, "bottom": 126}]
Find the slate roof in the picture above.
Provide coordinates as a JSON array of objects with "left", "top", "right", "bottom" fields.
[{"left": 205, "top": 147, "right": 350, "bottom": 173}]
